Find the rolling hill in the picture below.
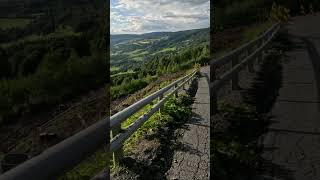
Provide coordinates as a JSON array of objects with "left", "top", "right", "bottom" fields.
[{"left": 110, "top": 28, "right": 209, "bottom": 73}]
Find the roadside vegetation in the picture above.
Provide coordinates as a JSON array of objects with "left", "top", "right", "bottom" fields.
[
  {"left": 112, "top": 76, "right": 198, "bottom": 179},
  {"left": 210, "top": 0, "right": 308, "bottom": 178},
  {"left": 60, "top": 75, "right": 197, "bottom": 179},
  {"left": 110, "top": 31, "right": 209, "bottom": 100},
  {"left": 211, "top": 51, "right": 284, "bottom": 179},
  {"left": 0, "top": 1, "right": 107, "bottom": 126},
  {"left": 213, "top": 0, "right": 320, "bottom": 32},
  {"left": 0, "top": 1, "right": 109, "bottom": 177}
]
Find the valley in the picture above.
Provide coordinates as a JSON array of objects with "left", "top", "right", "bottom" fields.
[
  {"left": 110, "top": 28, "right": 210, "bottom": 100},
  {"left": 111, "top": 28, "right": 209, "bottom": 73}
]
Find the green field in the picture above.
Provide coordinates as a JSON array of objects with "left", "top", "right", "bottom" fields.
[
  {"left": 111, "top": 70, "right": 136, "bottom": 78},
  {"left": 152, "top": 47, "right": 176, "bottom": 55},
  {"left": 111, "top": 66, "right": 121, "bottom": 72},
  {"left": 127, "top": 49, "right": 149, "bottom": 59},
  {"left": 0, "top": 18, "right": 31, "bottom": 30}
]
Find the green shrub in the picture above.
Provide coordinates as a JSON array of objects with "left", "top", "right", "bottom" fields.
[{"left": 111, "top": 79, "right": 148, "bottom": 100}]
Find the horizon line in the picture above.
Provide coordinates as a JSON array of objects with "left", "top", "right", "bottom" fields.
[{"left": 110, "top": 26, "right": 209, "bottom": 36}]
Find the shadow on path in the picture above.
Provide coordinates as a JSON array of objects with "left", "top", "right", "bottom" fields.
[
  {"left": 301, "top": 37, "right": 320, "bottom": 110},
  {"left": 113, "top": 73, "right": 201, "bottom": 180},
  {"left": 211, "top": 29, "right": 298, "bottom": 179}
]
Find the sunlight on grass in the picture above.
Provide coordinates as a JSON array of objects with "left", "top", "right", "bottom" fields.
[
  {"left": 152, "top": 47, "right": 176, "bottom": 55},
  {"left": 59, "top": 75, "right": 187, "bottom": 179},
  {"left": 58, "top": 146, "right": 109, "bottom": 180}
]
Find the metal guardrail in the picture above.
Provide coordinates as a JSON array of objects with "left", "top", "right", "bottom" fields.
[
  {"left": 0, "top": 69, "right": 197, "bottom": 180},
  {"left": 210, "top": 23, "right": 281, "bottom": 115},
  {"left": 0, "top": 118, "right": 108, "bottom": 180},
  {"left": 109, "top": 69, "right": 198, "bottom": 163}
]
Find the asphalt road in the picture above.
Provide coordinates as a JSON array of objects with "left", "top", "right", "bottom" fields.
[
  {"left": 262, "top": 14, "right": 320, "bottom": 180},
  {"left": 166, "top": 66, "right": 210, "bottom": 180}
]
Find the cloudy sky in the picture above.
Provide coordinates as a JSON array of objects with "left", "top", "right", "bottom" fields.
[{"left": 111, "top": 0, "right": 210, "bottom": 34}]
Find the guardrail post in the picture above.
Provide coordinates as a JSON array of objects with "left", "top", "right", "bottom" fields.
[
  {"left": 210, "top": 65, "right": 218, "bottom": 115},
  {"left": 258, "top": 52, "right": 263, "bottom": 64},
  {"left": 174, "top": 84, "right": 178, "bottom": 98},
  {"left": 231, "top": 55, "right": 240, "bottom": 90},
  {"left": 111, "top": 124, "right": 123, "bottom": 166},
  {"left": 210, "top": 90, "right": 218, "bottom": 116},
  {"left": 158, "top": 89, "right": 164, "bottom": 114},
  {"left": 248, "top": 47, "right": 255, "bottom": 73}
]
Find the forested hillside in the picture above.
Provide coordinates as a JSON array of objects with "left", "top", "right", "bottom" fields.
[
  {"left": 213, "top": 0, "right": 320, "bottom": 31},
  {"left": 111, "top": 28, "right": 209, "bottom": 72},
  {"left": 110, "top": 28, "right": 209, "bottom": 99},
  {"left": 0, "top": 0, "right": 107, "bottom": 124}
]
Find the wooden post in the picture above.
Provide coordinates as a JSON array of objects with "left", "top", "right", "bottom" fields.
[
  {"left": 231, "top": 55, "right": 240, "bottom": 90},
  {"left": 111, "top": 124, "right": 123, "bottom": 166}
]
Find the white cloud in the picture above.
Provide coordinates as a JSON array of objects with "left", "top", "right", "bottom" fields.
[{"left": 111, "top": 0, "right": 209, "bottom": 34}]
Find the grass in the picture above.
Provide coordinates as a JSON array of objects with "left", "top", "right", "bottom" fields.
[
  {"left": 0, "top": 18, "right": 31, "bottom": 30},
  {"left": 132, "top": 56, "right": 143, "bottom": 61},
  {"left": 121, "top": 105, "right": 162, "bottom": 154},
  {"left": 211, "top": 51, "right": 283, "bottom": 178},
  {"left": 241, "top": 20, "right": 274, "bottom": 44},
  {"left": 111, "top": 75, "right": 197, "bottom": 179},
  {"left": 110, "top": 66, "right": 120, "bottom": 73},
  {"left": 111, "top": 70, "right": 136, "bottom": 78},
  {"left": 211, "top": 25, "right": 288, "bottom": 179},
  {"left": 127, "top": 49, "right": 149, "bottom": 57},
  {"left": 58, "top": 146, "right": 109, "bottom": 180},
  {"left": 213, "top": 20, "right": 275, "bottom": 60},
  {"left": 112, "top": 94, "right": 194, "bottom": 178},
  {"left": 151, "top": 47, "right": 176, "bottom": 55},
  {"left": 119, "top": 84, "right": 178, "bottom": 155},
  {"left": 58, "top": 74, "right": 187, "bottom": 179},
  {"left": 158, "top": 47, "right": 176, "bottom": 53},
  {"left": 0, "top": 152, "right": 5, "bottom": 161}
]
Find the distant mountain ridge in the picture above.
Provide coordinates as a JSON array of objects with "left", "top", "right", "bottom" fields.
[{"left": 111, "top": 28, "right": 209, "bottom": 46}]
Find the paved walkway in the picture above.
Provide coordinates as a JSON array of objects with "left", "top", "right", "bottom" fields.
[
  {"left": 262, "top": 14, "right": 320, "bottom": 180},
  {"left": 166, "top": 66, "right": 210, "bottom": 180}
]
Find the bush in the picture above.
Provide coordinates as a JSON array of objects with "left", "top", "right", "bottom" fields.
[{"left": 111, "top": 79, "right": 148, "bottom": 100}]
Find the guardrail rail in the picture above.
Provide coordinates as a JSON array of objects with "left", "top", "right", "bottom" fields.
[
  {"left": 210, "top": 23, "right": 281, "bottom": 115},
  {"left": 109, "top": 69, "right": 198, "bottom": 164},
  {"left": 0, "top": 69, "right": 198, "bottom": 180}
]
